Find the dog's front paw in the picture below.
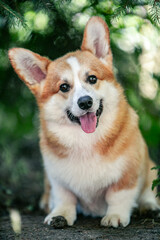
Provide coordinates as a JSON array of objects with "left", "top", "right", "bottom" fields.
[
  {"left": 44, "top": 206, "right": 76, "bottom": 227},
  {"left": 101, "top": 214, "right": 130, "bottom": 228},
  {"left": 50, "top": 216, "right": 68, "bottom": 229}
]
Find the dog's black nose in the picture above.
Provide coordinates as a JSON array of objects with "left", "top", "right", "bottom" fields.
[{"left": 77, "top": 96, "right": 93, "bottom": 110}]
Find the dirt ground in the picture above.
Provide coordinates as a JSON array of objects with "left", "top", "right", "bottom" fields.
[
  {"left": 1, "top": 149, "right": 160, "bottom": 240},
  {"left": 1, "top": 211, "right": 160, "bottom": 240}
]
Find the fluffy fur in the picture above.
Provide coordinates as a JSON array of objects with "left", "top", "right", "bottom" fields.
[{"left": 8, "top": 16, "right": 159, "bottom": 228}]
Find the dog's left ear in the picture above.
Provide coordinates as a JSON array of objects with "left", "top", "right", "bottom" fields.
[{"left": 81, "top": 17, "right": 112, "bottom": 64}]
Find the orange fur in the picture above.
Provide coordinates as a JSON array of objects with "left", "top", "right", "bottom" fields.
[
  {"left": 40, "top": 119, "right": 68, "bottom": 159},
  {"left": 40, "top": 173, "right": 51, "bottom": 213}
]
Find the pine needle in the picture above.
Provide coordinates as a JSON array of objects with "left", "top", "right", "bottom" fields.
[
  {"left": 0, "top": 0, "right": 26, "bottom": 28},
  {"left": 148, "top": 1, "right": 160, "bottom": 26}
]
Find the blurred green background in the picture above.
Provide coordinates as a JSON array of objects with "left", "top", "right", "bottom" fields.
[{"left": 0, "top": 0, "right": 160, "bottom": 214}]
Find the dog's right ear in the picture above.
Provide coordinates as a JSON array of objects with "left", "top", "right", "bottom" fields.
[{"left": 8, "top": 48, "right": 51, "bottom": 95}]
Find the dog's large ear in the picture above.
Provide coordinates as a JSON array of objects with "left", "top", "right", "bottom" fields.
[
  {"left": 81, "top": 17, "right": 112, "bottom": 64},
  {"left": 8, "top": 48, "right": 51, "bottom": 95}
]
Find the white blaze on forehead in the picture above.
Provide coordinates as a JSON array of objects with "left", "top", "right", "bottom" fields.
[
  {"left": 66, "top": 57, "right": 81, "bottom": 89},
  {"left": 66, "top": 56, "right": 90, "bottom": 116}
]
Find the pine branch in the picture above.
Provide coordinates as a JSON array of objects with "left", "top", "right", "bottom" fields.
[
  {"left": 112, "top": 0, "right": 148, "bottom": 20},
  {"left": 0, "top": 0, "right": 26, "bottom": 27},
  {"left": 111, "top": 0, "right": 160, "bottom": 26},
  {"left": 148, "top": 0, "right": 160, "bottom": 26},
  {"left": 33, "top": 0, "right": 54, "bottom": 12}
]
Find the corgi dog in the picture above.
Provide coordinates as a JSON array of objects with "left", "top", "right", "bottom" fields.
[{"left": 8, "top": 16, "right": 159, "bottom": 228}]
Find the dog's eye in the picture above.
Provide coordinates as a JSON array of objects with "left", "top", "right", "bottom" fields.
[
  {"left": 60, "top": 83, "right": 70, "bottom": 93},
  {"left": 87, "top": 75, "right": 97, "bottom": 84}
]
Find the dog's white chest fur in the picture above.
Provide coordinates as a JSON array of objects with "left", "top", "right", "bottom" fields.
[{"left": 43, "top": 145, "right": 126, "bottom": 216}]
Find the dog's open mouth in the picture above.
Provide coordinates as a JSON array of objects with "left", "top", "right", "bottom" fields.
[{"left": 66, "top": 99, "right": 103, "bottom": 134}]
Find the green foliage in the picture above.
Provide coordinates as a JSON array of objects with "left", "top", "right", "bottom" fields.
[
  {"left": 148, "top": 0, "right": 160, "bottom": 26},
  {"left": 0, "top": 0, "right": 26, "bottom": 27},
  {"left": 152, "top": 166, "right": 160, "bottom": 196},
  {"left": 1, "top": 0, "right": 160, "bottom": 27},
  {"left": 0, "top": 0, "right": 160, "bottom": 212}
]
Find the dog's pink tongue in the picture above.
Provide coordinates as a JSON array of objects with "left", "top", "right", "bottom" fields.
[{"left": 79, "top": 112, "right": 97, "bottom": 133}]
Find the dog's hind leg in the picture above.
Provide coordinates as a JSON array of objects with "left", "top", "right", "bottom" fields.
[
  {"left": 139, "top": 159, "right": 160, "bottom": 213},
  {"left": 39, "top": 171, "right": 51, "bottom": 213}
]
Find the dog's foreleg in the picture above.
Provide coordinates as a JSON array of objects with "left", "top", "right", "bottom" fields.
[
  {"left": 101, "top": 186, "right": 139, "bottom": 228},
  {"left": 44, "top": 180, "right": 77, "bottom": 226}
]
